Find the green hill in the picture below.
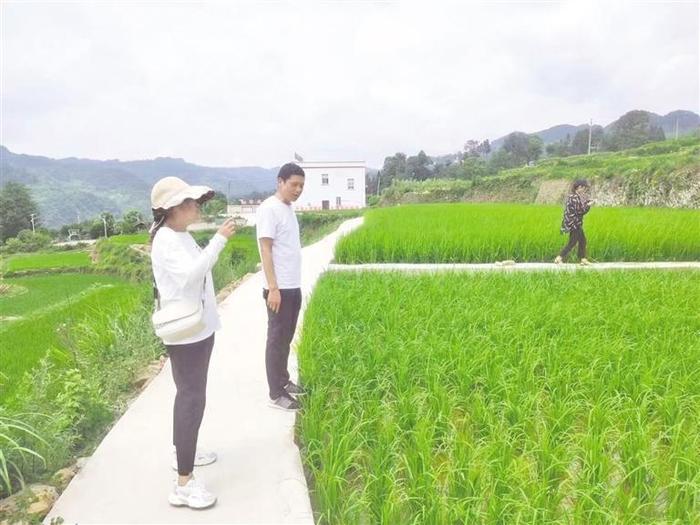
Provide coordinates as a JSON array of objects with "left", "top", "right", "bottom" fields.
[
  {"left": 382, "top": 135, "right": 700, "bottom": 208},
  {"left": 0, "top": 146, "right": 277, "bottom": 227}
]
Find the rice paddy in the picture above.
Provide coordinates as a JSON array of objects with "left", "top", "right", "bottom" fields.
[
  {"left": 296, "top": 270, "right": 700, "bottom": 524},
  {"left": 334, "top": 203, "right": 700, "bottom": 263},
  {"left": 2, "top": 250, "right": 92, "bottom": 272},
  {"left": 0, "top": 273, "right": 126, "bottom": 322},
  {"left": 0, "top": 273, "right": 145, "bottom": 398}
]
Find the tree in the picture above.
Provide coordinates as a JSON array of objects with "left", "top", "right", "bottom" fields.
[
  {"left": 118, "top": 210, "right": 147, "bottom": 235},
  {"left": 501, "top": 132, "right": 542, "bottom": 165},
  {"left": 405, "top": 150, "right": 433, "bottom": 180},
  {"left": 457, "top": 157, "right": 490, "bottom": 180},
  {"left": 90, "top": 212, "right": 117, "bottom": 238},
  {"left": 0, "top": 182, "right": 39, "bottom": 243},
  {"left": 366, "top": 171, "right": 380, "bottom": 196},
  {"left": 546, "top": 134, "right": 572, "bottom": 157},
  {"left": 570, "top": 125, "right": 604, "bottom": 155},
  {"left": 605, "top": 110, "right": 666, "bottom": 151},
  {"left": 1, "top": 229, "right": 52, "bottom": 254},
  {"left": 488, "top": 148, "right": 518, "bottom": 171},
  {"left": 463, "top": 139, "right": 491, "bottom": 158},
  {"left": 527, "top": 135, "right": 544, "bottom": 163},
  {"left": 379, "top": 153, "right": 407, "bottom": 191}
]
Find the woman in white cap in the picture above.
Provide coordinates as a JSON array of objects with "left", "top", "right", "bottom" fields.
[{"left": 149, "top": 176, "right": 236, "bottom": 509}]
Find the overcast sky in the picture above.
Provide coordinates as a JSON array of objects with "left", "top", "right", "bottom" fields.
[{"left": 2, "top": 0, "right": 698, "bottom": 168}]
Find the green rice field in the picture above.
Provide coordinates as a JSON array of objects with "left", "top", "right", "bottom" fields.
[
  {"left": 0, "top": 273, "right": 126, "bottom": 321},
  {"left": 334, "top": 203, "right": 700, "bottom": 263},
  {"left": 2, "top": 250, "right": 92, "bottom": 272},
  {"left": 297, "top": 270, "right": 700, "bottom": 524},
  {"left": 0, "top": 273, "right": 146, "bottom": 398}
]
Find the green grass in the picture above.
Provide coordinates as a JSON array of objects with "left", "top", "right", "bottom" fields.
[
  {"left": 0, "top": 274, "right": 145, "bottom": 398},
  {"left": 334, "top": 203, "right": 700, "bottom": 263},
  {"left": 213, "top": 230, "right": 260, "bottom": 290},
  {"left": 297, "top": 210, "right": 364, "bottom": 245},
  {"left": 2, "top": 250, "right": 92, "bottom": 272},
  {"left": 0, "top": 294, "right": 162, "bottom": 500},
  {"left": 501, "top": 134, "right": 700, "bottom": 181},
  {"left": 297, "top": 270, "right": 700, "bottom": 524},
  {"left": 106, "top": 233, "right": 149, "bottom": 245},
  {"left": 0, "top": 273, "right": 126, "bottom": 321}
]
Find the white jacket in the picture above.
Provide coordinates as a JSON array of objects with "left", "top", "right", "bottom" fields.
[{"left": 150, "top": 226, "right": 227, "bottom": 345}]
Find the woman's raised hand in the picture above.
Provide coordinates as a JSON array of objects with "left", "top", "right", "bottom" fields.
[{"left": 217, "top": 217, "right": 237, "bottom": 239}]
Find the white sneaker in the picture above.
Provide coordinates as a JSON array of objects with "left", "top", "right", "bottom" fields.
[
  {"left": 168, "top": 476, "right": 217, "bottom": 509},
  {"left": 172, "top": 450, "right": 218, "bottom": 471}
]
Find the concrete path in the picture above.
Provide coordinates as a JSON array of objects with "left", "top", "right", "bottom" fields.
[
  {"left": 45, "top": 217, "right": 364, "bottom": 525},
  {"left": 328, "top": 261, "right": 700, "bottom": 273}
]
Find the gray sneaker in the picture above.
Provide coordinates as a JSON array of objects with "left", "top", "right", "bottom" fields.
[
  {"left": 284, "top": 381, "right": 306, "bottom": 396},
  {"left": 268, "top": 393, "right": 300, "bottom": 411}
]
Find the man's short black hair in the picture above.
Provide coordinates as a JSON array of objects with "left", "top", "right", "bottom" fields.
[{"left": 278, "top": 163, "right": 305, "bottom": 181}]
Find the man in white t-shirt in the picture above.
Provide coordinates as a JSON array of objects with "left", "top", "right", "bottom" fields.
[{"left": 256, "top": 163, "right": 306, "bottom": 411}]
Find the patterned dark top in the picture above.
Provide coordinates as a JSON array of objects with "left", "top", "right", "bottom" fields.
[{"left": 560, "top": 193, "right": 591, "bottom": 233}]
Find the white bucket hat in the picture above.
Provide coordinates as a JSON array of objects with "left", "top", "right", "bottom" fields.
[
  {"left": 149, "top": 176, "right": 215, "bottom": 233},
  {"left": 151, "top": 176, "right": 215, "bottom": 211}
]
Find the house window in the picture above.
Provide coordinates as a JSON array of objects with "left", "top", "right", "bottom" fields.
[
  {"left": 336, "top": 196, "right": 342, "bottom": 208},
  {"left": 322, "top": 174, "right": 329, "bottom": 186},
  {"left": 347, "top": 178, "right": 355, "bottom": 190}
]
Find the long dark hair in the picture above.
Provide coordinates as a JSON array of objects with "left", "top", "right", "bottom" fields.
[{"left": 149, "top": 209, "right": 169, "bottom": 244}]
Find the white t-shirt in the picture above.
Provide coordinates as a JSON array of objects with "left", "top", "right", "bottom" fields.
[
  {"left": 256, "top": 195, "right": 302, "bottom": 289},
  {"left": 150, "top": 226, "right": 227, "bottom": 345}
]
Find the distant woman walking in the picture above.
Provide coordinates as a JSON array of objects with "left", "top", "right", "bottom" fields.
[
  {"left": 555, "top": 179, "right": 593, "bottom": 265},
  {"left": 149, "top": 176, "right": 237, "bottom": 509}
]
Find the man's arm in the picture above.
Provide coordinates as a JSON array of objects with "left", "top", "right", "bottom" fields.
[{"left": 259, "top": 237, "right": 281, "bottom": 313}]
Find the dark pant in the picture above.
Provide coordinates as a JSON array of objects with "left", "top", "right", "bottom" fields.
[
  {"left": 166, "top": 333, "right": 214, "bottom": 476},
  {"left": 263, "top": 288, "right": 302, "bottom": 399},
  {"left": 560, "top": 228, "right": 587, "bottom": 259}
]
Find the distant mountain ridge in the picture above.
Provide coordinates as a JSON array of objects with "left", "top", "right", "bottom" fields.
[
  {"left": 490, "top": 109, "right": 699, "bottom": 150},
  {"left": 0, "top": 146, "right": 278, "bottom": 227}
]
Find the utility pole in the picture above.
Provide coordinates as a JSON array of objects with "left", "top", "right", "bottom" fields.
[
  {"left": 30, "top": 213, "right": 37, "bottom": 233},
  {"left": 376, "top": 171, "right": 381, "bottom": 196},
  {"left": 102, "top": 215, "right": 108, "bottom": 238},
  {"left": 587, "top": 118, "right": 593, "bottom": 155}
]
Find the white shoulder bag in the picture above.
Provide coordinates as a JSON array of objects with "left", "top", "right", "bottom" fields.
[{"left": 151, "top": 278, "right": 206, "bottom": 344}]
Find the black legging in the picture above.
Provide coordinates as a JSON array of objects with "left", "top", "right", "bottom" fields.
[
  {"left": 167, "top": 333, "right": 214, "bottom": 476},
  {"left": 560, "top": 228, "right": 587, "bottom": 259}
]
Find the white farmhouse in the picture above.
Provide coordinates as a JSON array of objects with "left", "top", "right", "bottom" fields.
[
  {"left": 293, "top": 159, "right": 366, "bottom": 211},
  {"left": 226, "top": 157, "right": 366, "bottom": 225}
]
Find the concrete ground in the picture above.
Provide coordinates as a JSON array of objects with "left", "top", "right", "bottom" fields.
[{"left": 328, "top": 261, "right": 700, "bottom": 273}]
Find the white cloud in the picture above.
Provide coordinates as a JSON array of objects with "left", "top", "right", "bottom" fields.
[{"left": 1, "top": 0, "right": 698, "bottom": 168}]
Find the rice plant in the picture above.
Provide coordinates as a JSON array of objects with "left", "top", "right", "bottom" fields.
[
  {"left": 296, "top": 270, "right": 700, "bottom": 523},
  {"left": 334, "top": 203, "right": 700, "bottom": 263}
]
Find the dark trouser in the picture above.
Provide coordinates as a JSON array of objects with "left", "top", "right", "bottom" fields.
[
  {"left": 166, "top": 333, "right": 214, "bottom": 476},
  {"left": 560, "top": 228, "right": 587, "bottom": 259},
  {"left": 263, "top": 288, "right": 302, "bottom": 399}
]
